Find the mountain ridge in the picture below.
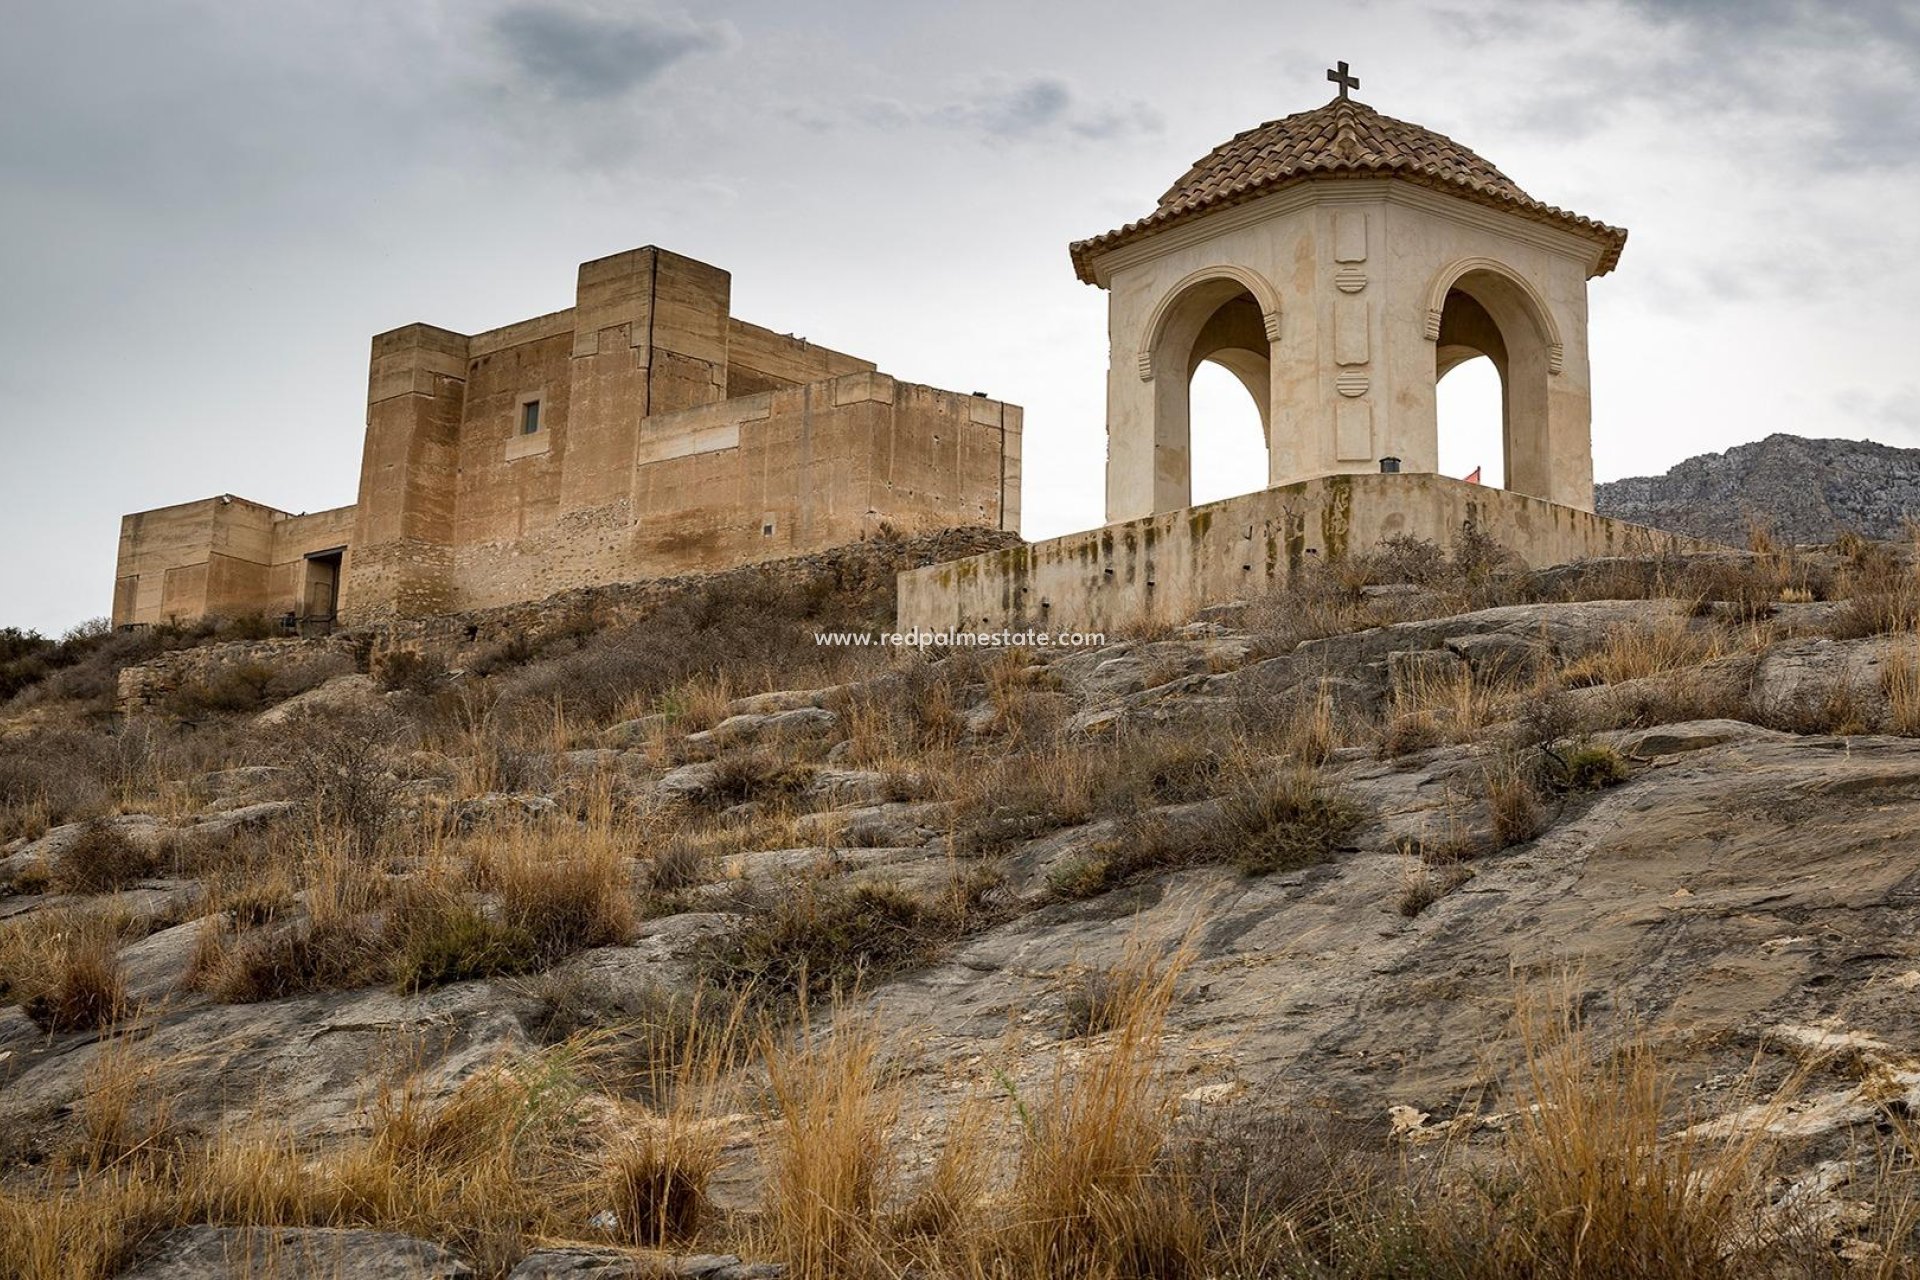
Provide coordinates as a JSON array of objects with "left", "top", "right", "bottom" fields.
[{"left": 1596, "top": 432, "right": 1920, "bottom": 545}]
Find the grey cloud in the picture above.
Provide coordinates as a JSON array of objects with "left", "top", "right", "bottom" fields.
[
  {"left": 855, "top": 76, "right": 1162, "bottom": 141},
  {"left": 492, "top": 4, "right": 735, "bottom": 100}
]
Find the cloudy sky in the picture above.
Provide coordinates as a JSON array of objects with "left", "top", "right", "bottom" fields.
[{"left": 2, "top": 0, "right": 1917, "bottom": 633}]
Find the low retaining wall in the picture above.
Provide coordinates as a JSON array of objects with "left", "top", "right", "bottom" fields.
[
  {"left": 896, "top": 474, "right": 1723, "bottom": 635},
  {"left": 116, "top": 528, "right": 1021, "bottom": 713}
]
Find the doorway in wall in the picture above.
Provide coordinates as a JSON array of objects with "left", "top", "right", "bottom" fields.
[{"left": 301, "top": 549, "right": 343, "bottom": 635}]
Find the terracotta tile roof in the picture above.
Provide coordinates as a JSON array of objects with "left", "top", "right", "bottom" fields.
[{"left": 1069, "top": 97, "right": 1627, "bottom": 283}]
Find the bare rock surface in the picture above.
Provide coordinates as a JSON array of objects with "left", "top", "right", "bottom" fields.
[
  {"left": 860, "top": 732, "right": 1920, "bottom": 1134},
  {"left": 117, "top": 1226, "right": 472, "bottom": 1279}
]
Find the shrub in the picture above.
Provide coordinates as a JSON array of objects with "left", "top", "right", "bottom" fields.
[
  {"left": 165, "top": 662, "right": 277, "bottom": 717},
  {"left": 1049, "top": 812, "right": 1207, "bottom": 900},
  {"left": 1063, "top": 959, "right": 1168, "bottom": 1039},
  {"left": 276, "top": 707, "right": 405, "bottom": 859},
  {"left": 390, "top": 895, "right": 540, "bottom": 992},
  {"left": 1485, "top": 751, "right": 1549, "bottom": 848},
  {"left": 493, "top": 848, "right": 635, "bottom": 966},
  {"left": 1220, "top": 769, "right": 1363, "bottom": 875},
  {"left": 1550, "top": 740, "right": 1630, "bottom": 791},
  {"left": 373, "top": 647, "right": 444, "bottom": 695},
  {"left": 24, "top": 927, "right": 127, "bottom": 1033},
  {"left": 205, "top": 915, "right": 385, "bottom": 1003},
  {"left": 645, "top": 833, "right": 708, "bottom": 894},
  {"left": 1831, "top": 551, "right": 1920, "bottom": 638},
  {"left": 1397, "top": 861, "right": 1474, "bottom": 917},
  {"left": 702, "top": 749, "right": 814, "bottom": 810},
  {"left": 705, "top": 869, "right": 1002, "bottom": 1005},
  {"left": 51, "top": 821, "right": 161, "bottom": 893}
]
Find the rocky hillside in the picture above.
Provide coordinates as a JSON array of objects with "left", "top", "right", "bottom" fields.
[
  {"left": 5, "top": 536, "right": 1920, "bottom": 1277},
  {"left": 1597, "top": 432, "right": 1920, "bottom": 545}
]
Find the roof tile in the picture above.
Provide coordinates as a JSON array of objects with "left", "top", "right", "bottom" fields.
[{"left": 1070, "top": 96, "right": 1627, "bottom": 283}]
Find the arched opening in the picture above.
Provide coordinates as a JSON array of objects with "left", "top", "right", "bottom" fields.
[
  {"left": 1144, "top": 276, "right": 1274, "bottom": 512},
  {"left": 1429, "top": 265, "right": 1557, "bottom": 499},
  {"left": 1189, "top": 360, "right": 1269, "bottom": 505}
]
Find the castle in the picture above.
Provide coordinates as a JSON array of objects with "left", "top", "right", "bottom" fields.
[
  {"left": 111, "top": 248, "right": 1020, "bottom": 628},
  {"left": 115, "top": 71, "right": 1710, "bottom": 637}
]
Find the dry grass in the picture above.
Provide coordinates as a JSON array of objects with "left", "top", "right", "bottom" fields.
[
  {"left": 1459, "top": 999, "right": 1781, "bottom": 1279},
  {"left": 594, "top": 989, "right": 748, "bottom": 1247},
  {"left": 995, "top": 942, "right": 1205, "bottom": 1280},
  {"left": 1562, "top": 616, "right": 1729, "bottom": 688},
  {"left": 1, "top": 906, "right": 130, "bottom": 1032},
  {"left": 1885, "top": 638, "right": 1920, "bottom": 738},
  {"left": 1484, "top": 750, "right": 1550, "bottom": 849},
  {"left": 763, "top": 1008, "right": 899, "bottom": 1279}
]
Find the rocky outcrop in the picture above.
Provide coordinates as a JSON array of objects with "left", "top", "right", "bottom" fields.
[{"left": 1596, "top": 433, "right": 1920, "bottom": 545}]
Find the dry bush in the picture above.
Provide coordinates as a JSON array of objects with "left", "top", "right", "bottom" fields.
[
  {"left": 13, "top": 912, "right": 128, "bottom": 1032},
  {"left": 0, "top": 728, "right": 117, "bottom": 839},
  {"left": 1176, "top": 1106, "right": 1402, "bottom": 1268},
  {"left": 1051, "top": 768, "right": 1362, "bottom": 898},
  {"left": 1832, "top": 540, "right": 1920, "bottom": 639},
  {"left": 371, "top": 646, "right": 444, "bottom": 695},
  {"left": 489, "top": 835, "right": 635, "bottom": 965},
  {"left": 50, "top": 820, "right": 162, "bottom": 893},
  {"left": 705, "top": 868, "right": 1003, "bottom": 1006},
  {"left": 701, "top": 748, "right": 815, "bottom": 810},
  {"left": 592, "top": 990, "right": 746, "bottom": 1248},
  {"left": 493, "top": 571, "right": 886, "bottom": 727},
  {"left": 1063, "top": 954, "right": 1171, "bottom": 1039},
  {"left": 763, "top": 1011, "right": 898, "bottom": 1279},
  {"left": 1549, "top": 739, "right": 1630, "bottom": 791},
  {"left": 1452, "top": 1002, "right": 1780, "bottom": 1279},
  {"left": 1581, "top": 657, "right": 1756, "bottom": 733},
  {"left": 1095, "top": 729, "right": 1224, "bottom": 813},
  {"left": 275, "top": 706, "right": 407, "bottom": 860},
  {"left": 1397, "top": 859, "right": 1474, "bottom": 917},
  {"left": 74, "top": 1034, "right": 184, "bottom": 1176},
  {"left": 645, "top": 831, "right": 709, "bottom": 894},
  {"left": 1484, "top": 750, "right": 1550, "bottom": 849},
  {"left": 1885, "top": 641, "right": 1920, "bottom": 736},
  {"left": 1389, "top": 662, "right": 1516, "bottom": 747},
  {"left": 1219, "top": 767, "right": 1363, "bottom": 875},
  {"left": 949, "top": 743, "right": 1099, "bottom": 857}
]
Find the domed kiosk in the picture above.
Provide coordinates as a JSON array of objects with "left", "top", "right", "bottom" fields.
[{"left": 899, "top": 69, "right": 1713, "bottom": 635}]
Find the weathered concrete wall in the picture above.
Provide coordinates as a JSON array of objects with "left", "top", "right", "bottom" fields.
[
  {"left": 114, "top": 498, "right": 360, "bottom": 628},
  {"left": 897, "top": 474, "right": 1722, "bottom": 636}
]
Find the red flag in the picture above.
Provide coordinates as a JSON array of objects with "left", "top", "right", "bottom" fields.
[{"left": 1463, "top": 466, "right": 1482, "bottom": 485}]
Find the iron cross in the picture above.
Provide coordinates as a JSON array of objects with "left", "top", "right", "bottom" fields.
[{"left": 1327, "top": 61, "right": 1359, "bottom": 99}]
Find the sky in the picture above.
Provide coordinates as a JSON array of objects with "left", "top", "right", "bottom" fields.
[{"left": 2, "top": 0, "right": 1917, "bottom": 634}]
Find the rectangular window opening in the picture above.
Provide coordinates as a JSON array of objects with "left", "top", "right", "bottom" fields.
[{"left": 520, "top": 399, "right": 542, "bottom": 436}]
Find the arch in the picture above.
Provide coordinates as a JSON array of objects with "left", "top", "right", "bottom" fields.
[
  {"left": 1136, "top": 264, "right": 1282, "bottom": 382},
  {"left": 1421, "top": 256, "right": 1563, "bottom": 374},
  {"left": 1429, "top": 264, "right": 1562, "bottom": 500},
  {"left": 1135, "top": 270, "right": 1278, "bottom": 513}
]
